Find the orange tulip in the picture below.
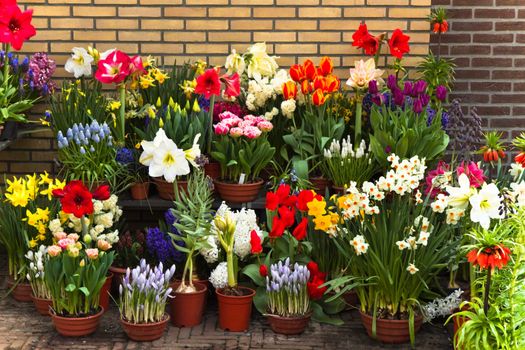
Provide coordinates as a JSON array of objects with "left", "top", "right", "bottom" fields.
[
  {"left": 313, "top": 76, "right": 326, "bottom": 91},
  {"left": 283, "top": 81, "right": 298, "bottom": 100},
  {"left": 319, "top": 56, "right": 333, "bottom": 76},
  {"left": 312, "top": 88, "right": 326, "bottom": 106},
  {"left": 325, "top": 75, "right": 340, "bottom": 93},
  {"left": 303, "top": 59, "right": 317, "bottom": 80},
  {"left": 289, "top": 64, "right": 306, "bottom": 82},
  {"left": 301, "top": 79, "right": 312, "bottom": 95}
]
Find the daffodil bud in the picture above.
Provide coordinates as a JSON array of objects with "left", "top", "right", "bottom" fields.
[
  {"left": 148, "top": 107, "right": 156, "bottom": 119},
  {"left": 156, "top": 97, "right": 162, "bottom": 108},
  {"left": 169, "top": 97, "right": 176, "bottom": 109},
  {"left": 159, "top": 118, "right": 164, "bottom": 128},
  {"left": 88, "top": 46, "right": 100, "bottom": 62},
  {"left": 79, "top": 259, "right": 85, "bottom": 267},
  {"left": 181, "top": 108, "right": 187, "bottom": 117},
  {"left": 192, "top": 100, "right": 201, "bottom": 113}
]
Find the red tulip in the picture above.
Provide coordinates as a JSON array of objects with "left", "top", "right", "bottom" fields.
[
  {"left": 92, "top": 184, "right": 111, "bottom": 201},
  {"left": 283, "top": 81, "right": 298, "bottom": 100},
  {"left": 297, "top": 190, "right": 315, "bottom": 212},
  {"left": 259, "top": 264, "right": 268, "bottom": 277},
  {"left": 292, "top": 217, "right": 308, "bottom": 241},
  {"left": 269, "top": 216, "right": 286, "bottom": 238},
  {"left": 0, "top": 4, "right": 36, "bottom": 51},
  {"left": 53, "top": 181, "right": 94, "bottom": 218},
  {"left": 319, "top": 56, "right": 333, "bottom": 76},
  {"left": 195, "top": 68, "right": 221, "bottom": 99},
  {"left": 325, "top": 75, "right": 340, "bottom": 93},
  {"left": 301, "top": 79, "right": 312, "bottom": 95},
  {"left": 221, "top": 72, "right": 241, "bottom": 98},
  {"left": 307, "top": 261, "right": 319, "bottom": 275},
  {"left": 278, "top": 205, "right": 296, "bottom": 228},
  {"left": 250, "top": 230, "right": 263, "bottom": 254},
  {"left": 313, "top": 76, "right": 326, "bottom": 92},
  {"left": 289, "top": 64, "right": 306, "bottom": 82},
  {"left": 307, "top": 275, "right": 327, "bottom": 300},
  {"left": 95, "top": 50, "right": 131, "bottom": 84},
  {"left": 388, "top": 29, "right": 410, "bottom": 59},
  {"left": 312, "top": 88, "right": 326, "bottom": 106},
  {"left": 303, "top": 59, "right": 317, "bottom": 81},
  {"left": 265, "top": 184, "right": 291, "bottom": 210}
]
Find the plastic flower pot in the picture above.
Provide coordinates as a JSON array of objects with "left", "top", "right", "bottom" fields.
[
  {"left": 130, "top": 181, "right": 150, "bottom": 200},
  {"left": 216, "top": 287, "right": 255, "bottom": 332},
  {"left": 7, "top": 278, "right": 32, "bottom": 302},
  {"left": 213, "top": 179, "right": 264, "bottom": 203},
  {"left": 309, "top": 176, "right": 331, "bottom": 195},
  {"left": 51, "top": 307, "right": 104, "bottom": 337},
  {"left": 98, "top": 272, "right": 113, "bottom": 313},
  {"left": 359, "top": 310, "right": 423, "bottom": 344},
  {"left": 121, "top": 314, "right": 170, "bottom": 342},
  {"left": 153, "top": 177, "right": 188, "bottom": 201},
  {"left": 204, "top": 161, "right": 221, "bottom": 180},
  {"left": 31, "top": 294, "right": 52, "bottom": 316},
  {"left": 266, "top": 312, "right": 312, "bottom": 335},
  {"left": 169, "top": 281, "right": 208, "bottom": 327}
]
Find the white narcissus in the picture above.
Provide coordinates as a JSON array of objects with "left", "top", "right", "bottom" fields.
[
  {"left": 150, "top": 138, "right": 190, "bottom": 183},
  {"left": 64, "top": 47, "right": 94, "bottom": 78},
  {"left": 224, "top": 49, "right": 245, "bottom": 75},
  {"left": 469, "top": 182, "right": 502, "bottom": 230},
  {"left": 510, "top": 181, "right": 525, "bottom": 206},
  {"left": 346, "top": 58, "right": 384, "bottom": 90}
]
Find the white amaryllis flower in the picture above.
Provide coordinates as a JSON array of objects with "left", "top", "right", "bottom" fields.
[
  {"left": 139, "top": 129, "right": 169, "bottom": 166},
  {"left": 184, "top": 133, "right": 201, "bottom": 167},
  {"left": 510, "top": 181, "right": 525, "bottom": 206},
  {"left": 65, "top": 47, "right": 94, "bottom": 78},
  {"left": 245, "top": 42, "right": 279, "bottom": 79},
  {"left": 150, "top": 140, "right": 190, "bottom": 183},
  {"left": 445, "top": 174, "right": 475, "bottom": 210},
  {"left": 469, "top": 183, "right": 502, "bottom": 230},
  {"left": 346, "top": 58, "right": 384, "bottom": 90},
  {"left": 225, "top": 49, "right": 245, "bottom": 75}
]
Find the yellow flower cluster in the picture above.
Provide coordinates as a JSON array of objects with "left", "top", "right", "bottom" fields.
[
  {"left": 307, "top": 197, "right": 340, "bottom": 237},
  {"left": 26, "top": 208, "right": 51, "bottom": 247},
  {"left": 139, "top": 66, "right": 169, "bottom": 89},
  {"left": 4, "top": 173, "right": 65, "bottom": 207}
]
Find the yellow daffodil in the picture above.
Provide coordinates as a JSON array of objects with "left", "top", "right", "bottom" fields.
[
  {"left": 39, "top": 172, "right": 52, "bottom": 185},
  {"left": 194, "top": 60, "right": 207, "bottom": 75},
  {"left": 313, "top": 214, "right": 333, "bottom": 232},
  {"left": 135, "top": 142, "right": 141, "bottom": 149},
  {"left": 153, "top": 68, "right": 169, "bottom": 84},
  {"left": 108, "top": 100, "right": 121, "bottom": 111},
  {"left": 6, "top": 177, "right": 24, "bottom": 194},
  {"left": 180, "top": 79, "right": 196, "bottom": 98},
  {"left": 139, "top": 74, "right": 155, "bottom": 89},
  {"left": 5, "top": 188, "right": 29, "bottom": 207},
  {"left": 192, "top": 99, "right": 201, "bottom": 113},
  {"left": 147, "top": 107, "right": 156, "bottom": 119},
  {"left": 307, "top": 198, "right": 327, "bottom": 217},
  {"left": 29, "top": 239, "right": 38, "bottom": 248},
  {"left": 39, "top": 118, "right": 51, "bottom": 126},
  {"left": 168, "top": 97, "right": 176, "bottom": 109}
]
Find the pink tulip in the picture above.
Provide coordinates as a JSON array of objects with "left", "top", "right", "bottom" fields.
[
  {"left": 47, "top": 245, "right": 62, "bottom": 257},
  {"left": 86, "top": 248, "right": 99, "bottom": 260},
  {"left": 58, "top": 238, "right": 75, "bottom": 250},
  {"left": 229, "top": 127, "right": 244, "bottom": 138},
  {"left": 214, "top": 122, "right": 230, "bottom": 135},
  {"left": 95, "top": 50, "right": 131, "bottom": 84},
  {"left": 218, "top": 111, "right": 238, "bottom": 121},
  {"left": 243, "top": 126, "right": 262, "bottom": 139},
  {"left": 239, "top": 120, "right": 256, "bottom": 128},
  {"left": 257, "top": 121, "right": 274, "bottom": 132},
  {"left": 53, "top": 231, "right": 67, "bottom": 241},
  {"left": 221, "top": 116, "right": 242, "bottom": 128},
  {"left": 67, "top": 233, "right": 80, "bottom": 242}
]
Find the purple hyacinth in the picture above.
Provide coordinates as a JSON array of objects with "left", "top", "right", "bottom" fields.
[
  {"left": 436, "top": 85, "right": 447, "bottom": 102},
  {"left": 28, "top": 52, "right": 56, "bottom": 94},
  {"left": 146, "top": 227, "right": 185, "bottom": 264}
]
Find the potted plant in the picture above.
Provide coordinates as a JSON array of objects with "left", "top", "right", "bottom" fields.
[
  {"left": 118, "top": 259, "right": 174, "bottom": 341},
  {"left": 265, "top": 259, "right": 312, "bottom": 335},
  {"left": 0, "top": 174, "right": 63, "bottom": 302},
  {"left": 211, "top": 112, "right": 275, "bottom": 203},
  {"left": 167, "top": 170, "right": 213, "bottom": 327},
  {"left": 26, "top": 246, "right": 53, "bottom": 316},
  {"left": 116, "top": 147, "right": 150, "bottom": 200},
  {"left": 110, "top": 229, "right": 147, "bottom": 295}
]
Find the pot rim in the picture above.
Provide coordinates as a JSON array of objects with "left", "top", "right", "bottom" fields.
[
  {"left": 359, "top": 309, "right": 423, "bottom": 323},
  {"left": 152, "top": 177, "right": 188, "bottom": 184},
  {"left": 213, "top": 178, "right": 264, "bottom": 186},
  {"left": 216, "top": 286, "right": 256, "bottom": 298},
  {"left": 120, "top": 313, "right": 170, "bottom": 326},
  {"left": 51, "top": 306, "right": 104, "bottom": 320}
]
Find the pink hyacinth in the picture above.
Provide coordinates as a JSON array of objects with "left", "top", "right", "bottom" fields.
[
  {"left": 257, "top": 120, "right": 274, "bottom": 132},
  {"left": 457, "top": 161, "right": 485, "bottom": 188},
  {"left": 229, "top": 127, "right": 244, "bottom": 138},
  {"left": 243, "top": 126, "right": 262, "bottom": 139},
  {"left": 214, "top": 122, "right": 230, "bottom": 135},
  {"left": 425, "top": 160, "right": 450, "bottom": 197}
]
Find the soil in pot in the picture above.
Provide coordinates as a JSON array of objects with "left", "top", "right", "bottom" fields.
[
  {"left": 266, "top": 312, "right": 312, "bottom": 335},
  {"left": 99, "top": 273, "right": 113, "bottom": 313},
  {"left": 169, "top": 281, "right": 208, "bottom": 327},
  {"left": 359, "top": 310, "right": 423, "bottom": 344},
  {"left": 213, "top": 179, "right": 264, "bottom": 203},
  {"left": 154, "top": 177, "right": 188, "bottom": 201},
  {"left": 51, "top": 307, "right": 104, "bottom": 337},
  {"left": 121, "top": 314, "right": 170, "bottom": 342},
  {"left": 331, "top": 185, "right": 346, "bottom": 195},
  {"left": 31, "top": 294, "right": 53, "bottom": 316},
  {"left": 130, "top": 181, "right": 150, "bottom": 200},
  {"left": 7, "top": 278, "right": 32, "bottom": 302},
  {"left": 216, "top": 286, "right": 255, "bottom": 332}
]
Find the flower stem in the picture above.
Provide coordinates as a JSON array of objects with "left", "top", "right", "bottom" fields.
[
  {"left": 207, "top": 95, "right": 216, "bottom": 155},
  {"left": 226, "top": 250, "right": 236, "bottom": 288},
  {"left": 483, "top": 268, "right": 491, "bottom": 315},
  {"left": 118, "top": 84, "right": 126, "bottom": 145},
  {"left": 354, "top": 90, "right": 362, "bottom": 148}
]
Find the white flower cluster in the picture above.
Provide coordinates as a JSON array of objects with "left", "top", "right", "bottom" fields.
[
  {"left": 422, "top": 289, "right": 464, "bottom": 322},
  {"left": 339, "top": 182, "right": 380, "bottom": 220},
  {"left": 245, "top": 69, "right": 290, "bottom": 115},
  {"left": 280, "top": 99, "right": 296, "bottom": 119},
  {"left": 225, "top": 42, "right": 278, "bottom": 79},
  {"left": 25, "top": 245, "right": 47, "bottom": 281},
  {"left": 396, "top": 216, "right": 432, "bottom": 251},
  {"left": 350, "top": 235, "right": 369, "bottom": 255},
  {"left": 200, "top": 235, "right": 219, "bottom": 264},
  {"left": 510, "top": 181, "right": 525, "bottom": 207},
  {"left": 324, "top": 137, "right": 370, "bottom": 160},
  {"left": 209, "top": 262, "right": 228, "bottom": 289}
]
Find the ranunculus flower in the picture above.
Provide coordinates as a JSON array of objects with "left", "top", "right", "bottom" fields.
[
  {"left": 388, "top": 29, "right": 410, "bottom": 59},
  {"left": 95, "top": 50, "right": 131, "bottom": 84},
  {"left": 292, "top": 217, "right": 308, "bottom": 241},
  {"left": 319, "top": 56, "right": 333, "bottom": 76},
  {"left": 312, "top": 88, "right": 326, "bottom": 106},
  {"left": 53, "top": 231, "right": 67, "bottom": 241},
  {"left": 47, "top": 245, "right": 62, "bottom": 257},
  {"left": 436, "top": 85, "right": 447, "bottom": 102},
  {"left": 229, "top": 127, "right": 243, "bottom": 138},
  {"left": 58, "top": 238, "right": 75, "bottom": 250},
  {"left": 67, "top": 233, "right": 80, "bottom": 242},
  {"left": 259, "top": 264, "right": 268, "bottom": 277},
  {"left": 53, "top": 180, "right": 94, "bottom": 218},
  {"left": 250, "top": 230, "right": 263, "bottom": 254},
  {"left": 0, "top": 4, "right": 36, "bottom": 50},
  {"left": 243, "top": 126, "right": 262, "bottom": 139},
  {"left": 289, "top": 64, "right": 306, "bottom": 82},
  {"left": 221, "top": 72, "right": 240, "bottom": 98},
  {"left": 214, "top": 122, "right": 229, "bottom": 135},
  {"left": 257, "top": 121, "right": 273, "bottom": 132},
  {"left": 282, "top": 81, "right": 297, "bottom": 100},
  {"left": 195, "top": 68, "right": 221, "bottom": 99},
  {"left": 86, "top": 248, "right": 99, "bottom": 260}
]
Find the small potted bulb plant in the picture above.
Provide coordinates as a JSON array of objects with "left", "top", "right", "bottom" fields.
[
  {"left": 118, "top": 259, "right": 175, "bottom": 342},
  {"left": 265, "top": 259, "right": 312, "bottom": 335},
  {"left": 26, "top": 246, "right": 53, "bottom": 316}
]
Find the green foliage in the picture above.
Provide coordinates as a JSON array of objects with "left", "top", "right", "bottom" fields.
[{"left": 416, "top": 52, "right": 456, "bottom": 92}]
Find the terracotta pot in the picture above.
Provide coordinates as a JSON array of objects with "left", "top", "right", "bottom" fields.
[
  {"left": 98, "top": 273, "right": 113, "bottom": 313},
  {"left": 169, "top": 281, "right": 208, "bottom": 327},
  {"left": 51, "top": 307, "right": 104, "bottom": 337},
  {"left": 331, "top": 185, "right": 346, "bottom": 195},
  {"left": 153, "top": 177, "right": 188, "bottom": 201},
  {"left": 359, "top": 310, "right": 423, "bottom": 344},
  {"left": 121, "top": 314, "right": 170, "bottom": 342},
  {"left": 216, "top": 287, "right": 255, "bottom": 332},
  {"left": 266, "top": 313, "right": 311, "bottom": 335},
  {"left": 343, "top": 290, "right": 358, "bottom": 309},
  {"left": 31, "top": 294, "right": 52, "bottom": 316},
  {"left": 109, "top": 266, "right": 127, "bottom": 296},
  {"left": 7, "top": 278, "right": 32, "bottom": 302},
  {"left": 204, "top": 161, "right": 221, "bottom": 180},
  {"left": 310, "top": 176, "right": 330, "bottom": 195},
  {"left": 213, "top": 179, "right": 264, "bottom": 203},
  {"left": 130, "top": 182, "right": 150, "bottom": 200}
]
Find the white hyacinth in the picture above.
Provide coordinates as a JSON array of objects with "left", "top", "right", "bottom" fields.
[{"left": 209, "top": 262, "right": 229, "bottom": 289}]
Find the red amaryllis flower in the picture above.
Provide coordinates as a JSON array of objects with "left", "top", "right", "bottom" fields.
[
  {"left": 303, "top": 59, "right": 317, "bottom": 81},
  {"left": 516, "top": 152, "right": 525, "bottom": 167},
  {"left": 283, "top": 81, "right": 297, "bottom": 100},
  {"left": 289, "top": 64, "right": 306, "bottom": 82},
  {"left": 0, "top": 4, "right": 36, "bottom": 51},
  {"left": 92, "top": 184, "right": 111, "bottom": 201},
  {"left": 195, "top": 68, "right": 221, "bottom": 99},
  {"left": 129, "top": 55, "right": 145, "bottom": 76},
  {"left": 221, "top": 72, "right": 240, "bottom": 98},
  {"left": 53, "top": 180, "right": 94, "bottom": 218},
  {"left": 319, "top": 56, "right": 333, "bottom": 76},
  {"left": 388, "top": 29, "right": 410, "bottom": 59},
  {"left": 95, "top": 50, "right": 131, "bottom": 84},
  {"left": 312, "top": 88, "right": 326, "bottom": 106},
  {"left": 250, "top": 230, "right": 263, "bottom": 254},
  {"left": 352, "top": 22, "right": 379, "bottom": 56},
  {"left": 278, "top": 205, "right": 296, "bottom": 228},
  {"left": 269, "top": 216, "right": 286, "bottom": 238},
  {"left": 307, "top": 261, "right": 319, "bottom": 275},
  {"left": 259, "top": 264, "right": 268, "bottom": 277},
  {"left": 467, "top": 245, "right": 511, "bottom": 270},
  {"left": 307, "top": 275, "right": 327, "bottom": 300},
  {"left": 292, "top": 217, "right": 308, "bottom": 241}
]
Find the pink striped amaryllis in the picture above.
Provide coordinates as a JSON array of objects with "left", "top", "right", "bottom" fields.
[{"left": 95, "top": 50, "right": 131, "bottom": 84}]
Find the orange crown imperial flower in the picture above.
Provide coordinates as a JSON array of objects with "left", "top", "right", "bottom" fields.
[{"left": 467, "top": 244, "right": 511, "bottom": 270}]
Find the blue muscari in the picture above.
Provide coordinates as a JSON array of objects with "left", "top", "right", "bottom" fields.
[{"left": 57, "top": 120, "right": 112, "bottom": 150}]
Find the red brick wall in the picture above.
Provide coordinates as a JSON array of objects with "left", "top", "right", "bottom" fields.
[{"left": 431, "top": 0, "right": 525, "bottom": 139}]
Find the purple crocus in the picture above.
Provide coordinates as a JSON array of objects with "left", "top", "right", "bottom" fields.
[{"left": 436, "top": 85, "right": 447, "bottom": 102}]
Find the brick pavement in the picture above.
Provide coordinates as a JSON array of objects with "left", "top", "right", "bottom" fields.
[{"left": 0, "top": 254, "right": 453, "bottom": 350}]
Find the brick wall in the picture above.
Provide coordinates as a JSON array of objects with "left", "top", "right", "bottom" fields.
[
  {"left": 3, "top": 0, "right": 434, "bottom": 179},
  {"left": 431, "top": 0, "right": 525, "bottom": 140}
]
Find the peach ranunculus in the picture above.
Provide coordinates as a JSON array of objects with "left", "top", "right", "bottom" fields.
[
  {"left": 53, "top": 231, "right": 67, "bottom": 241},
  {"left": 346, "top": 58, "right": 384, "bottom": 90}
]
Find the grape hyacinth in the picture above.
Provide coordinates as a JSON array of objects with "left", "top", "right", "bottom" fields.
[
  {"left": 266, "top": 258, "right": 311, "bottom": 317},
  {"left": 119, "top": 259, "right": 175, "bottom": 323},
  {"left": 116, "top": 147, "right": 134, "bottom": 164},
  {"left": 146, "top": 227, "right": 184, "bottom": 264},
  {"left": 57, "top": 120, "right": 113, "bottom": 150}
]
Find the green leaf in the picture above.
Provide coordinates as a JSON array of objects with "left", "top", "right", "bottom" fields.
[
  {"left": 242, "top": 264, "right": 265, "bottom": 286},
  {"left": 311, "top": 302, "right": 344, "bottom": 326},
  {"left": 65, "top": 283, "right": 76, "bottom": 292},
  {"left": 79, "top": 287, "right": 90, "bottom": 297}
]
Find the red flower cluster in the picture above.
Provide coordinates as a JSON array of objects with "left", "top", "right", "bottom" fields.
[
  {"left": 515, "top": 152, "right": 525, "bottom": 167},
  {"left": 53, "top": 180, "right": 111, "bottom": 218},
  {"left": 287, "top": 57, "right": 340, "bottom": 106},
  {"left": 352, "top": 22, "right": 410, "bottom": 60},
  {"left": 195, "top": 68, "right": 240, "bottom": 99},
  {"left": 432, "top": 20, "right": 448, "bottom": 34},
  {"left": 250, "top": 230, "right": 263, "bottom": 255},
  {"left": 467, "top": 245, "right": 511, "bottom": 270},
  {"left": 0, "top": 0, "right": 36, "bottom": 51},
  {"left": 266, "top": 184, "right": 320, "bottom": 240},
  {"left": 306, "top": 261, "right": 327, "bottom": 300},
  {"left": 95, "top": 50, "right": 145, "bottom": 85}
]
